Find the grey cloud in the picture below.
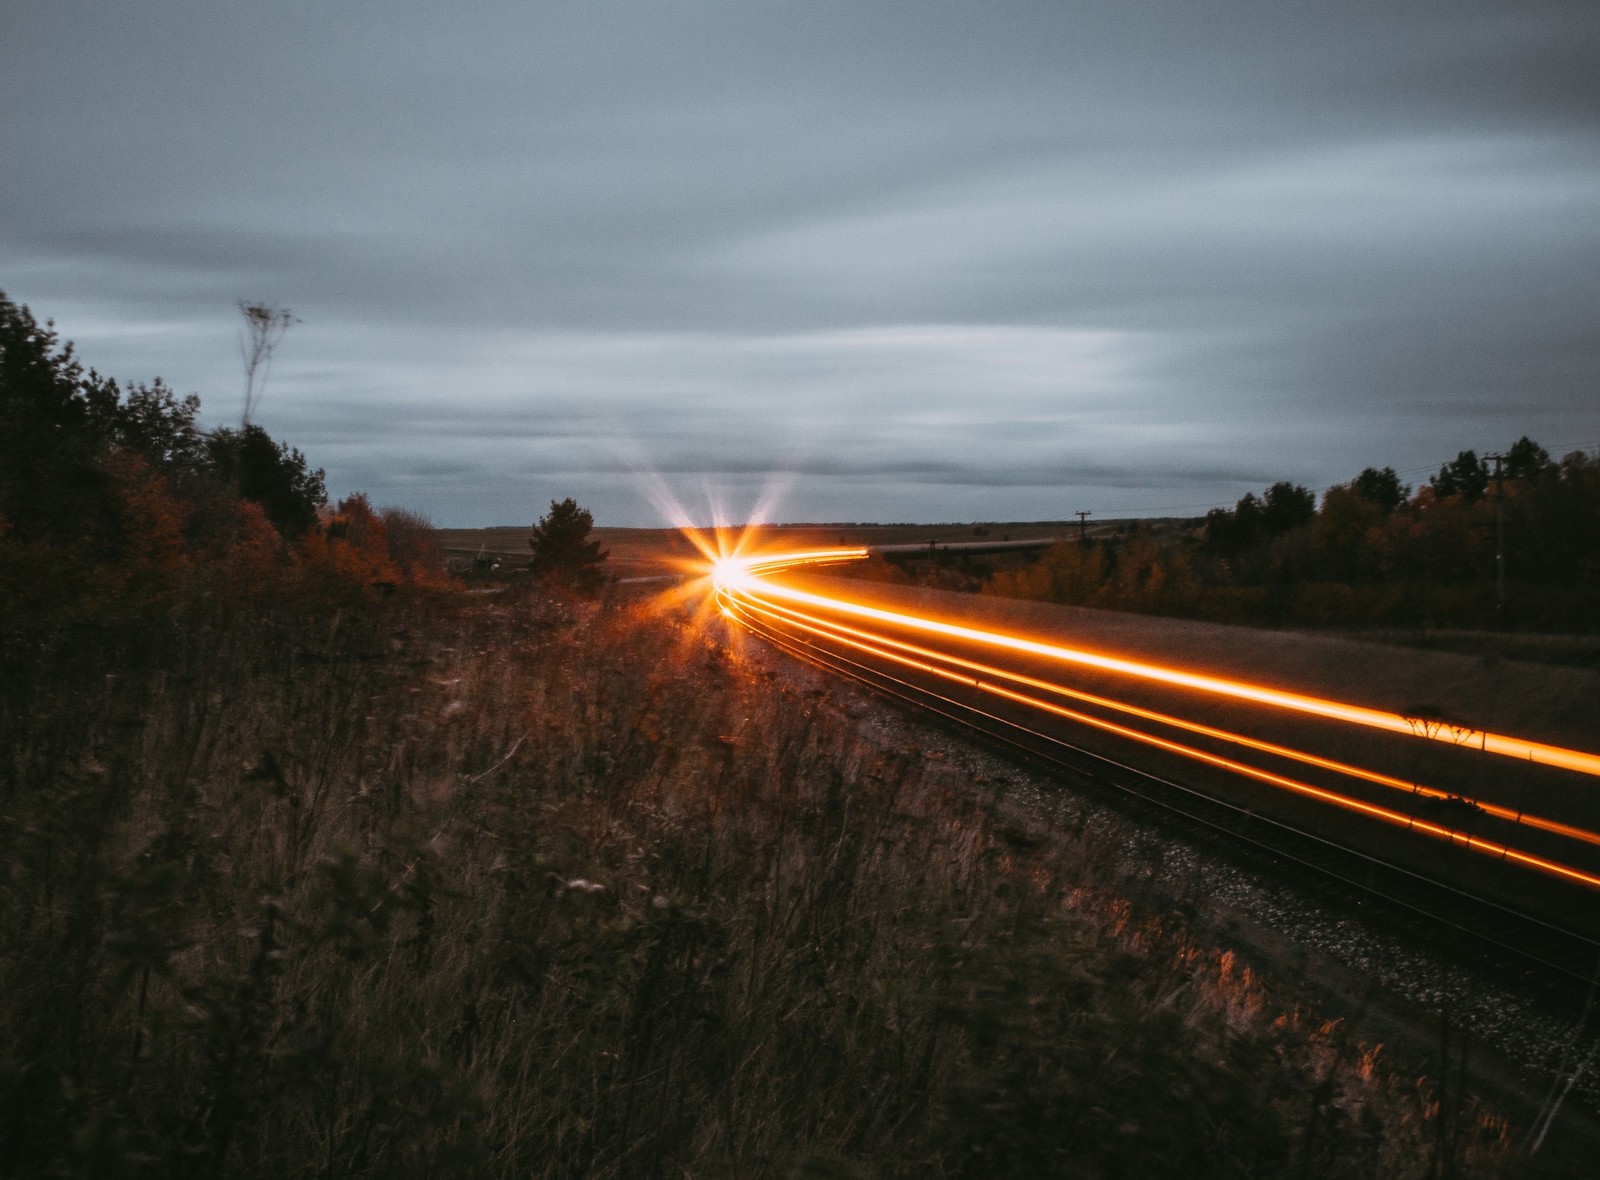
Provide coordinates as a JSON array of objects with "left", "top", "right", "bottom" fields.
[{"left": 4, "top": 1, "right": 1597, "bottom": 524}]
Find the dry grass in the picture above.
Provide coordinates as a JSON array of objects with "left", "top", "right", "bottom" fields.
[{"left": 0, "top": 586, "right": 1525, "bottom": 1177}]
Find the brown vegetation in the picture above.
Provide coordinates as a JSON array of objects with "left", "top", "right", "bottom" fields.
[
  {"left": 0, "top": 291, "right": 454, "bottom": 626},
  {"left": 0, "top": 580, "right": 1524, "bottom": 1177}
]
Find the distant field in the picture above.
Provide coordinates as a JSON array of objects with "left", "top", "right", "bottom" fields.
[
  {"left": 434, "top": 526, "right": 703, "bottom": 578},
  {"left": 434, "top": 519, "right": 1162, "bottom": 577}
]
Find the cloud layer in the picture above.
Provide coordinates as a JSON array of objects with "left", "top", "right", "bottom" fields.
[{"left": 5, "top": 1, "right": 1598, "bottom": 524}]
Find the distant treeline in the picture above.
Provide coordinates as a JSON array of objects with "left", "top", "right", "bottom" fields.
[
  {"left": 984, "top": 445, "right": 1600, "bottom": 632},
  {"left": 0, "top": 292, "right": 450, "bottom": 623}
]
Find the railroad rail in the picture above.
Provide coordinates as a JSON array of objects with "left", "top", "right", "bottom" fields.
[{"left": 706, "top": 546, "right": 1600, "bottom": 991}]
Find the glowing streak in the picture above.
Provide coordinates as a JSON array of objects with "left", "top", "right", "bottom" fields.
[
  {"left": 713, "top": 558, "right": 1600, "bottom": 779},
  {"left": 735, "top": 591, "right": 1600, "bottom": 850},
  {"left": 704, "top": 547, "right": 867, "bottom": 592},
  {"left": 724, "top": 592, "right": 1600, "bottom": 892}
]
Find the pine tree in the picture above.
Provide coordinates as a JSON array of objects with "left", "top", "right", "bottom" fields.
[{"left": 528, "top": 497, "right": 607, "bottom": 591}]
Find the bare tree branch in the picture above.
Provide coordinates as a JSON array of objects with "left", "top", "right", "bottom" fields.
[{"left": 238, "top": 301, "right": 297, "bottom": 426}]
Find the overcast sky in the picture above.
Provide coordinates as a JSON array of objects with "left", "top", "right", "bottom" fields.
[{"left": 5, "top": 2, "right": 1598, "bottom": 526}]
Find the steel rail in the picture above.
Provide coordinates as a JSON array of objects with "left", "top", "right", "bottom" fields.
[
  {"left": 728, "top": 589, "right": 1600, "bottom": 891},
  {"left": 718, "top": 585, "right": 1600, "bottom": 986},
  {"left": 736, "top": 587, "right": 1600, "bottom": 851},
  {"left": 718, "top": 563, "right": 1600, "bottom": 779}
]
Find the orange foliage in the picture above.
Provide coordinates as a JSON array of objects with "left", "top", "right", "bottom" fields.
[
  {"left": 103, "top": 450, "right": 190, "bottom": 606},
  {"left": 295, "top": 496, "right": 394, "bottom": 603},
  {"left": 0, "top": 452, "right": 195, "bottom": 620},
  {"left": 196, "top": 498, "right": 289, "bottom": 604}
]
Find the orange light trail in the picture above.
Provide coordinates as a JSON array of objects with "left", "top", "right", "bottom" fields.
[
  {"left": 731, "top": 589, "right": 1600, "bottom": 852},
  {"left": 702, "top": 545, "right": 1600, "bottom": 893},
  {"left": 712, "top": 556, "right": 1600, "bottom": 779},
  {"left": 721, "top": 590, "right": 1600, "bottom": 892}
]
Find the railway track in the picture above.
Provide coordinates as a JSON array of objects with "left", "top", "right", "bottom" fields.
[{"left": 731, "top": 599, "right": 1600, "bottom": 1000}]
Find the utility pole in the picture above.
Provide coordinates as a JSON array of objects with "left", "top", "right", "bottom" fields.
[
  {"left": 1074, "top": 510, "right": 1091, "bottom": 542},
  {"left": 1484, "top": 452, "right": 1506, "bottom": 620}
]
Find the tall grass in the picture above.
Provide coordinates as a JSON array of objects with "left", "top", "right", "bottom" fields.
[{"left": 0, "top": 587, "right": 1517, "bottom": 1177}]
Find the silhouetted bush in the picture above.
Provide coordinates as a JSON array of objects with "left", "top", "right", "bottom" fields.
[{"left": 528, "top": 496, "right": 608, "bottom": 592}]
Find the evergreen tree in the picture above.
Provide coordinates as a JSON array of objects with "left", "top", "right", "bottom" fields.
[
  {"left": 1350, "top": 466, "right": 1408, "bottom": 513},
  {"left": 204, "top": 425, "right": 326, "bottom": 538},
  {"left": 1504, "top": 436, "right": 1553, "bottom": 482},
  {"left": 1430, "top": 450, "right": 1489, "bottom": 501},
  {"left": 1260, "top": 481, "right": 1315, "bottom": 535},
  {"left": 528, "top": 497, "right": 607, "bottom": 591}
]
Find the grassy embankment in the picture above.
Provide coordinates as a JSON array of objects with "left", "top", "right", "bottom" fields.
[{"left": 0, "top": 581, "right": 1524, "bottom": 1177}]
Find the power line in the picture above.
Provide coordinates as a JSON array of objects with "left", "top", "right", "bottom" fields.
[{"left": 1391, "top": 437, "right": 1600, "bottom": 480}]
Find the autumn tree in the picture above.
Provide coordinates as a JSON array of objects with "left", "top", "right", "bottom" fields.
[
  {"left": 380, "top": 507, "right": 448, "bottom": 584},
  {"left": 0, "top": 290, "right": 464, "bottom": 616}
]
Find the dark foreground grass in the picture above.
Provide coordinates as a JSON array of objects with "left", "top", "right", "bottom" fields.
[{"left": 0, "top": 587, "right": 1522, "bottom": 1177}]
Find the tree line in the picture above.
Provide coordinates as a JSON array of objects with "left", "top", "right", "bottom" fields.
[
  {"left": 0, "top": 290, "right": 450, "bottom": 624},
  {"left": 985, "top": 442, "right": 1600, "bottom": 632}
]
